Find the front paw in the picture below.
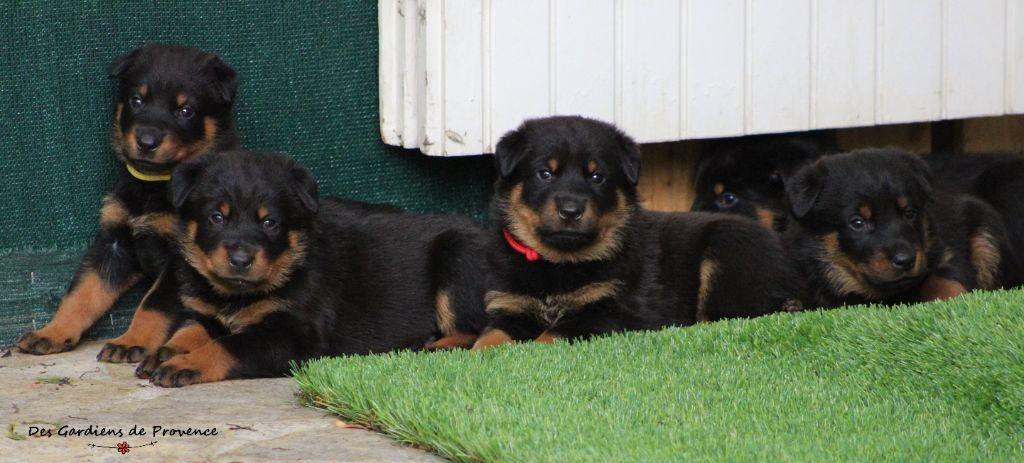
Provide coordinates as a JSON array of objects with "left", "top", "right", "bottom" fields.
[
  {"left": 15, "top": 330, "right": 76, "bottom": 355},
  {"left": 135, "top": 347, "right": 177, "bottom": 379},
  {"left": 97, "top": 342, "right": 149, "bottom": 363}
]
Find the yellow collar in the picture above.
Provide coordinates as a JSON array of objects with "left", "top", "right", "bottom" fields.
[{"left": 126, "top": 163, "right": 172, "bottom": 182}]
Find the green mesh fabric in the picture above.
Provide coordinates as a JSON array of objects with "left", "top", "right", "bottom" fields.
[{"left": 0, "top": 2, "right": 493, "bottom": 346}]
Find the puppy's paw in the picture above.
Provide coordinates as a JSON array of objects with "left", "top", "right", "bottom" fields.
[
  {"left": 135, "top": 346, "right": 178, "bottom": 379},
  {"left": 97, "top": 342, "right": 149, "bottom": 363},
  {"left": 15, "top": 330, "right": 76, "bottom": 355}
]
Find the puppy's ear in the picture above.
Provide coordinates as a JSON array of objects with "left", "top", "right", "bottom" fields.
[
  {"left": 109, "top": 47, "right": 142, "bottom": 79},
  {"left": 899, "top": 152, "right": 934, "bottom": 199},
  {"left": 201, "top": 55, "right": 239, "bottom": 105},
  {"left": 287, "top": 161, "right": 320, "bottom": 214},
  {"left": 617, "top": 131, "right": 641, "bottom": 185},
  {"left": 786, "top": 161, "right": 828, "bottom": 219},
  {"left": 169, "top": 156, "right": 209, "bottom": 209},
  {"left": 494, "top": 126, "right": 528, "bottom": 178}
]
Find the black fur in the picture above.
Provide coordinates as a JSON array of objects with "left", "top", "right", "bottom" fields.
[
  {"left": 784, "top": 148, "right": 1010, "bottom": 308},
  {"left": 478, "top": 116, "right": 802, "bottom": 346},
  {"left": 139, "top": 151, "right": 486, "bottom": 386},
  {"left": 16, "top": 44, "right": 240, "bottom": 358},
  {"left": 692, "top": 133, "right": 836, "bottom": 231}
]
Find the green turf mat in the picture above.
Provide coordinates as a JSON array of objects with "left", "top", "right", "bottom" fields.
[{"left": 295, "top": 289, "right": 1024, "bottom": 462}]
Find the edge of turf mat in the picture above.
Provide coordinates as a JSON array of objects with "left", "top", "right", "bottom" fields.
[{"left": 294, "top": 289, "right": 1024, "bottom": 462}]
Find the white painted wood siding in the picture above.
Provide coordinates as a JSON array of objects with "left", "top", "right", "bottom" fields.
[{"left": 380, "top": 0, "right": 1024, "bottom": 156}]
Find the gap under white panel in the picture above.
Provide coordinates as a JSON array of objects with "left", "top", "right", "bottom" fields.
[
  {"left": 685, "top": 0, "right": 745, "bottom": 139},
  {"left": 489, "top": 0, "right": 551, "bottom": 146},
  {"left": 379, "top": 0, "right": 403, "bottom": 145},
  {"left": 439, "top": 1, "right": 485, "bottom": 155},
  {"left": 879, "top": 0, "right": 942, "bottom": 124},
  {"left": 554, "top": 0, "right": 616, "bottom": 122},
  {"left": 619, "top": 0, "right": 681, "bottom": 142},
  {"left": 749, "top": 0, "right": 811, "bottom": 134},
  {"left": 945, "top": 0, "right": 1006, "bottom": 119},
  {"left": 815, "top": 0, "right": 876, "bottom": 128}
]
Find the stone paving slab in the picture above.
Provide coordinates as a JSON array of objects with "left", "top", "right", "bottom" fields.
[{"left": 0, "top": 341, "right": 440, "bottom": 462}]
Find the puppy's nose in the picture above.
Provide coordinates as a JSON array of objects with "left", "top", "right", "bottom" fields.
[
  {"left": 890, "top": 251, "right": 916, "bottom": 270},
  {"left": 135, "top": 128, "right": 164, "bottom": 153},
  {"left": 557, "top": 201, "right": 585, "bottom": 221},
  {"left": 228, "top": 249, "right": 253, "bottom": 272}
]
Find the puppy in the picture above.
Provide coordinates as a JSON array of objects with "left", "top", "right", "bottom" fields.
[
  {"left": 784, "top": 148, "right": 1010, "bottom": 308},
  {"left": 927, "top": 153, "right": 1024, "bottom": 287},
  {"left": 692, "top": 134, "right": 835, "bottom": 231},
  {"left": 472, "top": 116, "right": 802, "bottom": 349},
  {"left": 136, "top": 151, "right": 487, "bottom": 387},
  {"left": 16, "top": 44, "right": 239, "bottom": 360}
]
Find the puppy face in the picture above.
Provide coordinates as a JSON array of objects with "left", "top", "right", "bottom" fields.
[
  {"left": 693, "top": 136, "right": 831, "bottom": 231},
  {"left": 787, "top": 149, "right": 934, "bottom": 298},
  {"left": 170, "top": 152, "right": 318, "bottom": 296},
  {"left": 492, "top": 116, "right": 640, "bottom": 263},
  {"left": 109, "top": 44, "right": 238, "bottom": 174}
]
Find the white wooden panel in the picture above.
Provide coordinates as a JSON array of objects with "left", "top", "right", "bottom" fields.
[
  {"left": 685, "top": 0, "right": 745, "bottom": 138},
  {"left": 554, "top": 0, "right": 615, "bottom": 121},
  {"left": 378, "top": 0, "right": 402, "bottom": 145},
  {"left": 879, "top": 0, "right": 943, "bottom": 124},
  {"left": 401, "top": 0, "right": 422, "bottom": 149},
  {"left": 1009, "top": 0, "right": 1024, "bottom": 112},
  {"left": 620, "top": 0, "right": 681, "bottom": 141},
  {"left": 749, "top": 0, "right": 811, "bottom": 133},
  {"left": 945, "top": 0, "right": 1005, "bottom": 119},
  {"left": 489, "top": 0, "right": 551, "bottom": 147},
  {"left": 420, "top": 0, "right": 445, "bottom": 153},
  {"left": 442, "top": 2, "right": 485, "bottom": 154},
  {"left": 815, "top": 0, "right": 875, "bottom": 128}
]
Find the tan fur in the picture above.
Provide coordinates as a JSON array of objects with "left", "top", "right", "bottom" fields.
[
  {"left": 485, "top": 280, "right": 623, "bottom": 327},
  {"left": 535, "top": 331, "right": 562, "bottom": 344},
  {"left": 754, "top": 208, "right": 775, "bottom": 231},
  {"left": 695, "top": 259, "right": 717, "bottom": 322},
  {"left": 179, "top": 224, "right": 306, "bottom": 296},
  {"left": 18, "top": 271, "right": 139, "bottom": 353},
  {"left": 258, "top": 206, "right": 269, "bottom": 220},
  {"left": 429, "top": 333, "right": 479, "bottom": 350},
  {"left": 100, "top": 273, "right": 174, "bottom": 360},
  {"left": 152, "top": 340, "right": 235, "bottom": 386},
  {"left": 713, "top": 183, "right": 724, "bottom": 195},
  {"left": 896, "top": 196, "right": 908, "bottom": 209},
  {"left": 129, "top": 212, "right": 178, "bottom": 238},
  {"left": 177, "top": 93, "right": 188, "bottom": 106},
  {"left": 858, "top": 205, "right": 873, "bottom": 220},
  {"left": 219, "top": 202, "right": 231, "bottom": 217},
  {"left": 217, "top": 298, "right": 288, "bottom": 333},
  {"left": 819, "top": 231, "right": 928, "bottom": 300},
  {"left": 471, "top": 329, "right": 515, "bottom": 351},
  {"left": 918, "top": 275, "right": 967, "bottom": 301},
  {"left": 138, "top": 85, "right": 148, "bottom": 97},
  {"left": 99, "top": 195, "right": 130, "bottom": 228},
  {"left": 587, "top": 159, "right": 597, "bottom": 174},
  {"left": 162, "top": 321, "right": 214, "bottom": 354},
  {"left": 502, "top": 184, "right": 632, "bottom": 264},
  {"left": 547, "top": 158, "right": 559, "bottom": 171},
  {"left": 435, "top": 289, "right": 457, "bottom": 335},
  {"left": 181, "top": 295, "right": 219, "bottom": 318},
  {"left": 969, "top": 229, "right": 1002, "bottom": 290}
]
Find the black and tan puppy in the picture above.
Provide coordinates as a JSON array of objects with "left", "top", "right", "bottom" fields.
[
  {"left": 692, "top": 134, "right": 835, "bottom": 231},
  {"left": 135, "top": 151, "right": 486, "bottom": 386},
  {"left": 16, "top": 44, "right": 239, "bottom": 360},
  {"left": 471, "top": 116, "right": 802, "bottom": 349},
  {"left": 784, "top": 148, "right": 1011, "bottom": 308},
  {"left": 927, "top": 153, "right": 1024, "bottom": 287}
]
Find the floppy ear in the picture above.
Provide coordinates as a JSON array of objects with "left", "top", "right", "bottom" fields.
[
  {"left": 786, "top": 161, "right": 827, "bottom": 219},
  {"left": 900, "top": 152, "right": 934, "bottom": 199},
  {"left": 201, "top": 55, "right": 239, "bottom": 105},
  {"left": 169, "top": 156, "right": 208, "bottom": 209},
  {"left": 494, "top": 126, "right": 528, "bottom": 178},
  {"left": 287, "top": 161, "right": 320, "bottom": 213},
  {"left": 617, "top": 132, "right": 641, "bottom": 185},
  {"left": 109, "top": 46, "right": 142, "bottom": 79}
]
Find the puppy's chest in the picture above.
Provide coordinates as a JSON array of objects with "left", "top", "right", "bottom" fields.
[
  {"left": 102, "top": 192, "right": 178, "bottom": 240},
  {"left": 182, "top": 294, "right": 288, "bottom": 333},
  {"left": 485, "top": 279, "right": 624, "bottom": 326}
]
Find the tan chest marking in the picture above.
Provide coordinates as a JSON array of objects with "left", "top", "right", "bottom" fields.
[
  {"left": 485, "top": 280, "right": 623, "bottom": 326},
  {"left": 182, "top": 296, "right": 288, "bottom": 333}
]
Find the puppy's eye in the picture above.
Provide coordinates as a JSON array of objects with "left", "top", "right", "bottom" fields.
[
  {"left": 716, "top": 192, "right": 738, "bottom": 209},
  {"left": 262, "top": 218, "right": 278, "bottom": 230},
  {"left": 903, "top": 207, "right": 917, "bottom": 220},
  {"left": 589, "top": 172, "right": 606, "bottom": 185},
  {"left": 209, "top": 212, "right": 225, "bottom": 225},
  {"left": 129, "top": 95, "right": 144, "bottom": 109},
  {"left": 179, "top": 105, "right": 194, "bottom": 119},
  {"left": 849, "top": 215, "right": 867, "bottom": 231},
  {"left": 536, "top": 169, "right": 554, "bottom": 182}
]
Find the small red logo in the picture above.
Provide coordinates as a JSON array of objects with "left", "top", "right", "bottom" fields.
[{"left": 116, "top": 442, "right": 130, "bottom": 454}]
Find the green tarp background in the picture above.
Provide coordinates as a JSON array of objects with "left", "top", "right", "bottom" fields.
[{"left": 0, "top": 2, "right": 494, "bottom": 346}]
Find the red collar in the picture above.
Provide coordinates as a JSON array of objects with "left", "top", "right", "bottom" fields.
[{"left": 503, "top": 229, "right": 540, "bottom": 262}]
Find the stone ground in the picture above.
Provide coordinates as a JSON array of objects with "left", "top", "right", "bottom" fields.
[{"left": 0, "top": 340, "right": 440, "bottom": 462}]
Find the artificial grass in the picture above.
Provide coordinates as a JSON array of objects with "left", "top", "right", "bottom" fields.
[{"left": 294, "top": 289, "right": 1024, "bottom": 462}]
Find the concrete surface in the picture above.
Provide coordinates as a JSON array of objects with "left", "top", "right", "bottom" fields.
[{"left": 0, "top": 340, "right": 440, "bottom": 462}]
